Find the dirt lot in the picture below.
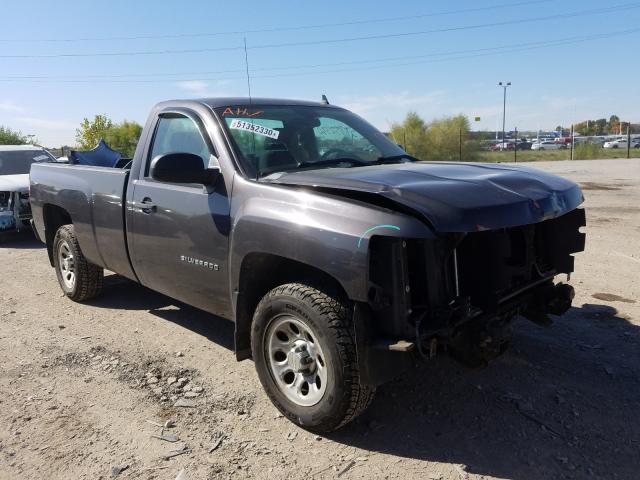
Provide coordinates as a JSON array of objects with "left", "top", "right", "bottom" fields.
[{"left": 1, "top": 159, "right": 638, "bottom": 480}]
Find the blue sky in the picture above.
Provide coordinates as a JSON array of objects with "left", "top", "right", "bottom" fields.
[{"left": 1, "top": 0, "right": 639, "bottom": 146}]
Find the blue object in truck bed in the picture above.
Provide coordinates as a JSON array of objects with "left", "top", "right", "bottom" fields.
[{"left": 69, "top": 140, "right": 122, "bottom": 167}]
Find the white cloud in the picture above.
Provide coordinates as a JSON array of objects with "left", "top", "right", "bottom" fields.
[
  {"left": 334, "top": 91, "right": 447, "bottom": 131},
  {"left": 176, "top": 80, "right": 210, "bottom": 95},
  {"left": 15, "top": 116, "right": 76, "bottom": 131},
  {"left": 0, "top": 101, "right": 24, "bottom": 113},
  {"left": 541, "top": 95, "right": 581, "bottom": 111},
  {"left": 339, "top": 91, "right": 446, "bottom": 115},
  {"left": 2, "top": 116, "right": 77, "bottom": 146},
  {"left": 175, "top": 79, "right": 235, "bottom": 97}
]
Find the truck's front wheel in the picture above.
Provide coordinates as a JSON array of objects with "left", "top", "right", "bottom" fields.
[
  {"left": 251, "top": 283, "right": 374, "bottom": 432},
  {"left": 53, "top": 225, "right": 103, "bottom": 302}
]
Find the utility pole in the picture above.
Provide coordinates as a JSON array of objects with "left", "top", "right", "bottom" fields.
[
  {"left": 498, "top": 82, "right": 511, "bottom": 145},
  {"left": 514, "top": 127, "right": 518, "bottom": 163},
  {"left": 459, "top": 128, "right": 463, "bottom": 161},
  {"left": 570, "top": 124, "right": 574, "bottom": 160},
  {"left": 627, "top": 123, "right": 631, "bottom": 159}
]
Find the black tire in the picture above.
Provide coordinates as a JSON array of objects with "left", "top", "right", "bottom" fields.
[
  {"left": 53, "top": 224, "right": 103, "bottom": 302},
  {"left": 251, "top": 283, "right": 375, "bottom": 432}
]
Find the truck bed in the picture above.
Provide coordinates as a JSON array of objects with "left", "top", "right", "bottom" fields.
[{"left": 30, "top": 163, "right": 136, "bottom": 280}]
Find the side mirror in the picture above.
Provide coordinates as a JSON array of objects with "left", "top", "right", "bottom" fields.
[{"left": 150, "top": 152, "right": 220, "bottom": 185}]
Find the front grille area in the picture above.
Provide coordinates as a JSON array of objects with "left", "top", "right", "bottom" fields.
[
  {"left": 367, "top": 208, "right": 585, "bottom": 338},
  {"left": 456, "top": 208, "right": 586, "bottom": 311}
]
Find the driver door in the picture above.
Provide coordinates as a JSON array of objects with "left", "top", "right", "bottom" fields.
[{"left": 127, "top": 111, "right": 232, "bottom": 318}]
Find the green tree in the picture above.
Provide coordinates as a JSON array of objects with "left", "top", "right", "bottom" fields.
[
  {"left": 607, "top": 115, "right": 620, "bottom": 134},
  {"left": 0, "top": 125, "right": 27, "bottom": 145},
  {"left": 75, "top": 114, "right": 113, "bottom": 150},
  {"left": 574, "top": 121, "right": 590, "bottom": 136},
  {"left": 390, "top": 112, "right": 429, "bottom": 159},
  {"left": 425, "top": 115, "right": 476, "bottom": 161},
  {"left": 75, "top": 115, "right": 142, "bottom": 157},
  {"left": 390, "top": 112, "right": 478, "bottom": 161},
  {"left": 104, "top": 120, "right": 143, "bottom": 157},
  {"left": 594, "top": 118, "right": 607, "bottom": 135}
]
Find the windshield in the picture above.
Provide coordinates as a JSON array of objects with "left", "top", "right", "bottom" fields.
[
  {"left": 0, "top": 149, "right": 55, "bottom": 175},
  {"left": 215, "top": 105, "right": 407, "bottom": 178}
]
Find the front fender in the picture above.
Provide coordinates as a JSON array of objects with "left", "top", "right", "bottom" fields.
[{"left": 228, "top": 178, "right": 434, "bottom": 302}]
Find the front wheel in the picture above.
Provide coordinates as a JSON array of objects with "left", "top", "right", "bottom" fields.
[
  {"left": 251, "top": 283, "right": 375, "bottom": 432},
  {"left": 53, "top": 224, "right": 103, "bottom": 302}
]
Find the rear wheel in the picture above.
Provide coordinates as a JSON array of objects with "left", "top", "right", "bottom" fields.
[
  {"left": 251, "top": 283, "right": 375, "bottom": 432},
  {"left": 53, "top": 225, "right": 103, "bottom": 301}
]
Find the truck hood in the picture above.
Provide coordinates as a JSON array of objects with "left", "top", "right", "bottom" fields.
[
  {"left": 262, "top": 162, "right": 584, "bottom": 232},
  {"left": 0, "top": 174, "right": 29, "bottom": 192}
]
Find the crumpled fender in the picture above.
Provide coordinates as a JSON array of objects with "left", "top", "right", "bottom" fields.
[{"left": 228, "top": 178, "right": 434, "bottom": 303}]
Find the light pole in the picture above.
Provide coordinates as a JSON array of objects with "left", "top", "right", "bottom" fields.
[{"left": 498, "top": 82, "right": 511, "bottom": 146}]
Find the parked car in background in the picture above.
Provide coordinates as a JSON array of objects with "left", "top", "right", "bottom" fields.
[
  {"left": 481, "top": 140, "right": 501, "bottom": 151},
  {"left": 603, "top": 138, "right": 640, "bottom": 149},
  {"left": 491, "top": 141, "right": 515, "bottom": 151},
  {"left": 531, "top": 141, "right": 565, "bottom": 151},
  {"left": 516, "top": 140, "right": 532, "bottom": 150},
  {"left": 555, "top": 137, "right": 573, "bottom": 148},
  {"left": 589, "top": 137, "right": 607, "bottom": 145},
  {"left": 0, "top": 145, "right": 56, "bottom": 233}
]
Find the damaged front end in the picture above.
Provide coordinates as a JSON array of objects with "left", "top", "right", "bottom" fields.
[
  {"left": 360, "top": 207, "right": 586, "bottom": 382},
  {"left": 0, "top": 190, "right": 31, "bottom": 232}
]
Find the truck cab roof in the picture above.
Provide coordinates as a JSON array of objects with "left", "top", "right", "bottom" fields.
[{"left": 158, "top": 97, "right": 341, "bottom": 110}]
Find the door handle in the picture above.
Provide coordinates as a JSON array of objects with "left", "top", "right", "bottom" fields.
[{"left": 132, "top": 199, "right": 156, "bottom": 212}]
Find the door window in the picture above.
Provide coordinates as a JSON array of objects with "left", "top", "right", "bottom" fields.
[{"left": 147, "top": 114, "right": 210, "bottom": 176}]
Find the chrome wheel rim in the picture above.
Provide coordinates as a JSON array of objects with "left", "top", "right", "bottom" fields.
[
  {"left": 265, "top": 314, "right": 328, "bottom": 407},
  {"left": 57, "top": 240, "right": 76, "bottom": 289}
]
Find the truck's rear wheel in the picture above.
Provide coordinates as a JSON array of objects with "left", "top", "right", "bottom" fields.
[
  {"left": 251, "top": 283, "right": 375, "bottom": 432},
  {"left": 53, "top": 225, "right": 103, "bottom": 302}
]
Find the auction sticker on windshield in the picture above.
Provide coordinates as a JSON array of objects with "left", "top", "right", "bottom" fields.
[{"left": 229, "top": 119, "right": 279, "bottom": 139}]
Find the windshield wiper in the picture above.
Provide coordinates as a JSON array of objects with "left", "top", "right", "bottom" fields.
[
  {"left": 375, "top": 154, "right": 417, "bottom": 164},
  {"left": 297, "top": 157, "right": 369, "bottom": 169}
]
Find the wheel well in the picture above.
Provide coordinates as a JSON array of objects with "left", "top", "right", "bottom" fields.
[
  {"left": 234, "top": 253, "right": 349, "bottom": 361},
  {"left": 43, "top": 204, "right": 72, "bottom": 266}
]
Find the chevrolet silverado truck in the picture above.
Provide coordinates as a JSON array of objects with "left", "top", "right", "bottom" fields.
[{"left": 30, "top": 98, "right": 585, "bottom": 432}]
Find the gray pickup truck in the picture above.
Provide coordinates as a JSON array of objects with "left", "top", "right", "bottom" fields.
[{"left": 30, "top": 98, "right": 585, "bottom": 431}]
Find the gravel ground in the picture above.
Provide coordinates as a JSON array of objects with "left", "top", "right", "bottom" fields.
[{"left": 0, "top": 158, "right": 638, "bottom": 480}]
